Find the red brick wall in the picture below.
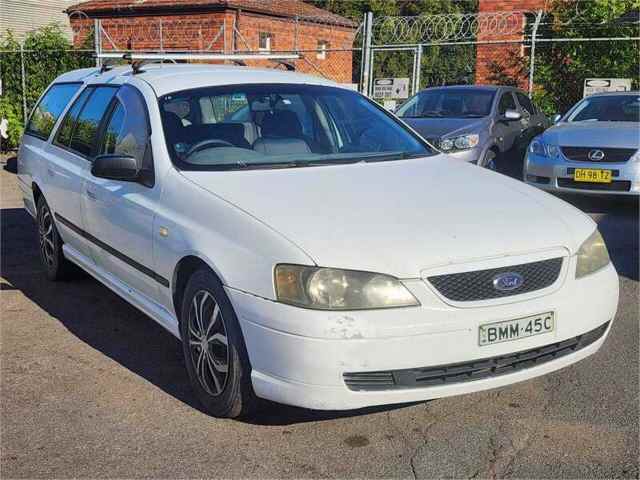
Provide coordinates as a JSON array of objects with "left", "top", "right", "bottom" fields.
[
  {"left": 69, "top": 9, "right": 356, "bottom": 84},
  {"left": 475, "top": 0, "right": 546, "bottom": 88},
  {"left": 235, "top": 12, "right": 354, "bottom": 83}
]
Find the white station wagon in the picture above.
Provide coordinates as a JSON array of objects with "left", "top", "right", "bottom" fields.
[{"left": 18, "top": 64, "right": 619, "bottom": 418}]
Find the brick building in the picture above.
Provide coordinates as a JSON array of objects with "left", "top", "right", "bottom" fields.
[
  {"left": 476, "top": 0, "right": 546, "bottom": 88},
  {"left": 66, "top": 0, "right": 358, "bottom": 83}
]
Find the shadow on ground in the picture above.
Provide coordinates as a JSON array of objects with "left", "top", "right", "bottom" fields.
[{"left": 1, "top": 205, "right": 418, "bottom": 424}]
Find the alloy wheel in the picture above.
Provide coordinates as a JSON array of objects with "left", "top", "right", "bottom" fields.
[
  {"left": 187, "top": 290, "right": 229, "bottom": 397},
  {"left": 39, "top": 208, "right": 56, "bottom": 267}
]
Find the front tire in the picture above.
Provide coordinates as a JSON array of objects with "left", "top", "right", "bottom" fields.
[
  {"left": 179, "top": 268, "right": 258, "bottom": 418},
  {"left": 36, "top": 196, "right": 75, "bottom": 281},
  {"left": 482, "top": 149, "right": 499, "bottom": 172}
]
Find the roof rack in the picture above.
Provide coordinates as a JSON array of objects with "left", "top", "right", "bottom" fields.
[{"left": 96, "top": 52, "right": 302, "bottom": 74}]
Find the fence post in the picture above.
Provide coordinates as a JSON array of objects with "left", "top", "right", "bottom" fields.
[
  {"left": 360, "top": 11, "right": 373, "bottom": 96},
  {"left": 528, "top": 10, "right": 543, "bottom": 96},
  {"left": 20, "top": 44, "right": 27, "bottom": 125},
  {"left": 412, "top": 45, "right": 422, "bottom": 94},
  {"left": 94, "top": 19, "right": 102, "bottom": 68}
]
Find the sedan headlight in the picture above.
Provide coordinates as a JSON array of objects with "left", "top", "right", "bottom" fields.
[
  {"left": 274, "top": 264, "right": 420, "bottom": 310},
  {"left": 439, "top": 134, "right": 479, "bottom": 152},
  {"left": 529, "top": 138, "right": 559, "bottom": 158},
  {"left": 576, "top": 229, "right": 610, "bottom": 278}
]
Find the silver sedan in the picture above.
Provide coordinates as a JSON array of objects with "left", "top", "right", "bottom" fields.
[{"left": 524, "top": 92, "right": 640, "bottom": 196}]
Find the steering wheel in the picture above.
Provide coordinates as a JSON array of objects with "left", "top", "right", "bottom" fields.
[{"left": 185, "top": 139, "right": 234, "bottom": 158}]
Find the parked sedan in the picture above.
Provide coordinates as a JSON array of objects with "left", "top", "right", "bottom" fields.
[
  {"left": 19, "top": 65, "right": 617, "bottom": 418},
  {"left": 525, "top": 92, "right": 640, "bottom": 195},
  {"left": 396, "top": 85, "right": 548, "bottom": 171}
]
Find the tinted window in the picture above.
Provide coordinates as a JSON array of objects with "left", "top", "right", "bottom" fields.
[
  {"left": 55, "top": 87, "right": 92, "bottom": 147},
  {"left": 26, "top": 83, "right": 81, "bottom": 139},
  {"left": 68, "top": 87, "right": 117, "bottom": 157},
  {"left": 160, "top": 84, "right": 432, "bottom": 170},
  {"left": 99, "top": 85, "right": 150, "bottom": 165},
  {"left": 498, "top": 92, "right": 517, "bottom": 114},
  {"left": 397, "top": 89, "right": 495, "bottom": 118},
  {"left": 568, "top": 95, "right": 640, "bottom": 123},
  {"left": 515, "top": 92, "right": 535, "bottom": 115}
]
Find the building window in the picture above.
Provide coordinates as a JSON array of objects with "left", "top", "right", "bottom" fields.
[
  {"left": 316, "top": 40, "right": 329, "bottom": 60},
  {"left": 259, "top": 32, "right": 272, "bottom": 53}
]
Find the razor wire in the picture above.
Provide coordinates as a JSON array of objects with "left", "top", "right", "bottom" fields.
[{"left": 371, "top": 11, "right": 528, "bottom": 45}]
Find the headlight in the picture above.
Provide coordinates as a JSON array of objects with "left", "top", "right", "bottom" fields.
[
  {"left": 274, "top": 264, "right": 420, "bottom": 310},
  {"left": 529, "top": 139, "right": 546, "bottom": 156},
  {"left": 529, "top": 138, "right": 559, "bottom": 158},
  {"left": 439, "top": 134, "right": 479, "bottom": 152},
  {"left": 631, "top": 149, "right": 640, "bottom": 162},
  {"left": 576, "top": 229, "right": 610, "bottom": 278}
]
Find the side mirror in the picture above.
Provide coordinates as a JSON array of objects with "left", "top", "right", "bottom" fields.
[
  {"left": 552, "top": 113, "right": 562, "bottom": 124},
  {"left": 503, "top": 109, "right": 522, "bottom": 121},
  {"left": 91, "top": 154, "right": 140, "bottom": 182}
]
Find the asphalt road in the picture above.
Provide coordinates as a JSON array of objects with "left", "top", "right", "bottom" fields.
[{"left": 1, "top": 156, "right": 638, "bottom": 479}]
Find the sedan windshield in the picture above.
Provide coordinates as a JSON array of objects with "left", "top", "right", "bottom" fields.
[
  {"left": 567, "top": 95, "right": 640, "bottom": 122},
  {"left": 159, "top": 84, "right": 432, "bottom": 170},
  {"left": 397, "top": 89, "right": 495, "bottom": 119}
]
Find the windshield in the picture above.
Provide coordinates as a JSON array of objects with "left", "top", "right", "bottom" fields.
[
  {"left": 397, "top": 89, "right": 495, "bottom": 118},
  {"left": 567, "top": 95, "right": 640, "bottom": 122},
  {"left": 159, "top": 84, "right": 432, "bottom": 170}
]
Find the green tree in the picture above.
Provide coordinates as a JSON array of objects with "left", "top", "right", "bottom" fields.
[
  {"left": 487, "top": 0, "right": 639, "bottom": 114},
  {"left": 0, "top": 24, "right": 94, "bottom": 150}
]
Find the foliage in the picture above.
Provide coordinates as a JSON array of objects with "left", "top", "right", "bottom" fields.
[
  {"left": 0, "top": 24, "right": 94, "bottom": 150},
  {"left": 486, "top": 0, "right": 639, "bottom": 114}
]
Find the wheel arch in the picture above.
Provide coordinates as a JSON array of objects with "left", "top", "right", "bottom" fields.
[
  {"left": 32, "top": 181, "right": 43, "bottom": 205},
  {"left": 171, "top": 254, "right": 225, "bottom": 323}
]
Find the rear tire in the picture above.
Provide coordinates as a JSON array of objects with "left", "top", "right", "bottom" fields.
[
  {"left": 36, "top": 196, "right": 75, "bottom": 281},
  {"left": 179, "top": 268, "right": 258, "bottom": 418}
]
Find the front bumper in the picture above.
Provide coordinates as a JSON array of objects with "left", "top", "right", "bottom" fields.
[
  {"left": 524, "top": 152, "right": 640, "bottom": 195},
  {"left": 441, "top": 147, "right": 484, "bottom": 164},
  {"left": 227, "top": 256, "right": 618, "bottom": 410}
]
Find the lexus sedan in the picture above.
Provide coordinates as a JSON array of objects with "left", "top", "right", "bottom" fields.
[
  {"left": 18, "top": 64, "right": 618, "bottom": 418},
  {"left": 525, "top": 92, "right": 640, "bottom": 195}
]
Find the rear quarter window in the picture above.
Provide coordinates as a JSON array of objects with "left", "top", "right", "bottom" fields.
[{"left": 26, "top": 83, "right": 81, "bottom": 140}]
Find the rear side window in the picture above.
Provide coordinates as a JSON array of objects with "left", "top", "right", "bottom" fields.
[
  {"left": 55, "top": 86, "right": 117, "bottom": 158},
  {"left": 69, "top": 87, "right": 117, "bottom": 157},
  {"left": 55, "top": 87, "right": 92, "bottom": 147},
  {"left": 515, "top": 92, "right": 536, "bottom": 116},
  {"left": 498, "top": 92, "right": 517, "bottom": 115},
  {"left": 26, "top": 83, "right": 81, "bottom": 140}
]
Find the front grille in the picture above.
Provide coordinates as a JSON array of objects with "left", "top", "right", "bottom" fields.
[
  {"left": 427, "top": 257, "right": 563, "bottom": 302},
  {"left": 344, "top": 322, "right": 609, "bottom": 391},
  {"left": 558, "top": 178, "right": 631, "bottom": 192},
  {"left": 561, "top": 146, "right": 636, "bottom": 163}
]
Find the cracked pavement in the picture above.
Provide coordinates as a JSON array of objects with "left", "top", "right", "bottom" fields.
[{"left": 1, "top": 157, "right": 638, "bottom": 478}]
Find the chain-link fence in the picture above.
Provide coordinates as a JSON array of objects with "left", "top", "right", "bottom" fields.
[
  {"left": 361, "top": 6, "right": 639, "bottom": 113},
  {"left": 1, "top": 4, "right": 639, "bottom": 150}
]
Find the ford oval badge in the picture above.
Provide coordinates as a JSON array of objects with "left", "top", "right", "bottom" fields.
[{"left": 492, "top": 272, "right": 524, "bottom": 291}]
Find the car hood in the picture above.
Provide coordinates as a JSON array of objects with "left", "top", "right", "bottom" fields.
[
  {"left": 401, "top": 117, "right": 488, "bottom": 139},
  {"left": 543, "top": 121, "right": 640, "bottom": 148},
  {"left": 182, "top": 157, "right": 595, "bottom": 278}
]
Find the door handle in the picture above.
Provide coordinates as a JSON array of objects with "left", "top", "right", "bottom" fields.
[{"left": 86, "top": 189, "right": 98, "bottom": 201}]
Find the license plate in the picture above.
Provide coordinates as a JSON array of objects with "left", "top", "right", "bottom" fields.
[
  {"left": 479, "top": 312, "right": 555, "bottom": 346},
  {"left": 574, "top": 168, "right": 612, "bottom": 183}
]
